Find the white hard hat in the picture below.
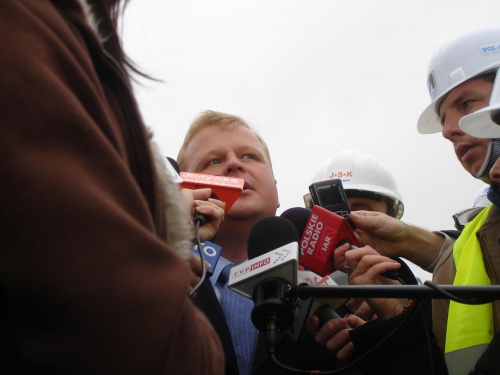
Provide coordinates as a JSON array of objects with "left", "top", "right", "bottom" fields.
[
  {"left": 417, "top": 28, "right": 500, "bottom": 134},
  {"left": 460, "top": 69, "right": 500, "bottom": 138},
  {"left": 310, "top": 150, "right": 404, "bottom": 219}
]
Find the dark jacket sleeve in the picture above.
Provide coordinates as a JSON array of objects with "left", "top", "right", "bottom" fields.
[
  {"left": 0, "top": 1, "right": 223, "bottom": 374},
  {"left": 470, "top": 329, "right": 500, "bottom": 375},
  {"left": 349, "top": 300, "right": 448, "bottom": 375}
]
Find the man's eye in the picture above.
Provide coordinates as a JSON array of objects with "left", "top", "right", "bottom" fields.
[
  {"left": 242, "top": 154, "right": 256, "bottom": 160},
  {"left": 462, "top": 99, "right": 480, "bottom": 114},
  {"left": 208, "top": 159, "right": 221, "bottom": 166}
]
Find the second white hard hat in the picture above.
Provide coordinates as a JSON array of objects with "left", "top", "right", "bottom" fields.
[
  {"left": 417, "top": 28, "right": 500, "bottom": 134},
  {"left": 310, "top": 150, "right": 404, "bottom": 219},
  {"left": 460, "top": 69, "right": 500, "bottom": 138}
]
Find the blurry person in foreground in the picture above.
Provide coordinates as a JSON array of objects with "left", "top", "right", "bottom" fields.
[{"left": 0, "top": 1, "right": 224, "bottom": 373}]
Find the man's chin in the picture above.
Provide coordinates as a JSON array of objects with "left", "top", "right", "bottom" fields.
[
  {"left": 461, "top": 159, "right": 480, "bottom": 178},
  {"left": 225, "top": 205, "right": 254, "bottom": 221}
]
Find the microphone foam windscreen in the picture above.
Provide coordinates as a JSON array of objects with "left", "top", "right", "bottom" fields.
[
  {"left": 166, "top": 157, "right": 180, "bottom": 173},
  {"left": 280, "top": 207, "right": 311, "bottom": 237},
  {"left": 247, "top": 216, "right": 300, "bottom": 260}
]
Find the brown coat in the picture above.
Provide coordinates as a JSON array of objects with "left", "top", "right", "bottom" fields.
[
  {"left": 433, "top": 204, "right": 500, "bottom": 352},
  {"left": 0, "top": 1, "right": 223, "bottom": 373}
]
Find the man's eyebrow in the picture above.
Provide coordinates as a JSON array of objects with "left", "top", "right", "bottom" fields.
[{"left": 439, "top": 91, "right": 469, "bottom": 124}]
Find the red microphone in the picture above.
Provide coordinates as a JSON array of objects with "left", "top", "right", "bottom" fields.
[
  {"left": 179, "top": 172, "right": 244, "bottom": 213},
  {"left": 285, "top": 206, "right": 360, "bottom": 277}
]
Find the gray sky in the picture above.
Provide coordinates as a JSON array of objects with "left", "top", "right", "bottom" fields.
[{"left": 122, "top": 0, "right": 499, "bottom": 280}]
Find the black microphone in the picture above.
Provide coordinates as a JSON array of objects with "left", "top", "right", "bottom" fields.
[
  {"left": 247, "top": 216, "right": 300, "bottom": 260},
  {"left": 228, "top": 216, "right": 300, "bottom": 334},
  {"left": 166, "top": 156, "right": 180, "bottom": 173},
  {"left": 248, "top": 216, "right": 302, "bottom": 353}
]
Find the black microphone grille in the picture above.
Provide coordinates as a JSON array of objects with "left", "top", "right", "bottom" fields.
[
  {"left": 280, "top": 207, "right": 311, "bottom": 237},
  {"left": 166, "top": 157, "right": 180, "bottom": 173},
  {"left": 247, "top": 216, "right": 300, "bottom": 260}
]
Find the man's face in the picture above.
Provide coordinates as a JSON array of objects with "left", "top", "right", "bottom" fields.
[
  {"left": 348, "top": 197, "right": 389, "bottom": 215},
  {"left": 439, "top": 77, "right": 493, "bottom": 176},
  {"left": 182, "top": 125, "right": 280, "bottom": 221}
]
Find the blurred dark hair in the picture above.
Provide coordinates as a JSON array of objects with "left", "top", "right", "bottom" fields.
[{"left": 89, "top": 0, "right": 148, "bottom": 79}]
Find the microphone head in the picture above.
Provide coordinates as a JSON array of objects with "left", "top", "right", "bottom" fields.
[
  {"left": 164, "top": 157, "right": 183, "bottom": 183},
  {"left": 247, "top": 216, "right": 300, "bottom": 260},
  {"left": 166, "top": 157, "right": 181, "bottom": 173},
  {"left": 280, "top": 207, "right": 311, "bottom": 237}
]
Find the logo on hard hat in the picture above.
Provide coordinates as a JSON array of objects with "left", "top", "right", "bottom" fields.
[
  {"left": 327, "top": 171, "right": 353, "bottom": 179},
  {"left": 326, "top": 170, "right": 355, "bottom": 185},
  {"left": 480, "top": 43, "right": 500, "bottom": 55},
  {"left": 427, "top": 70, "right": 438, "bottom": 99}
]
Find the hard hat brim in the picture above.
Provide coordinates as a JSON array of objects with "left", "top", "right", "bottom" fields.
[
  {"left": 459, "top": 103, "right": 500, "bottom": 138},
  {"left": 417, "top": 101, "right": 443, "bottom": 134}
]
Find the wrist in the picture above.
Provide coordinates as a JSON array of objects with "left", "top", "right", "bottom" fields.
[{"left": 399, "top": 225, "right": 444, "bottom": 269}]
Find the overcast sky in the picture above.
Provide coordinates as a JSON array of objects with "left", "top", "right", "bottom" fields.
[{"left": 121, "top": 0, "right": 499, "bottom": 280}]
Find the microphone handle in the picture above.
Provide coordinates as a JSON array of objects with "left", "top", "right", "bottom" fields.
[
  {"left": 194, "top": 212, "right": 209, "bottom": 226},
  {"left": 314, "top": 304, "right": 351, "bottom": 329}
]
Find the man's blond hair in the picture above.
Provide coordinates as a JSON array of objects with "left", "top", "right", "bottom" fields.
[{"left": 177, "top": 110, "right": 273, "bottom": 171}]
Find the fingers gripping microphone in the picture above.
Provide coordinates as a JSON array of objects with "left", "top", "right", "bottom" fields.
[
  {"left": 166, "top": 158, "right": 244, "bottom": 224},
  {"left": 180, "top": 171, "right": 244, "bottom": 226},
  {"left": 165, "top": 157, "right": 209, "bottom": 225},
  {"left": 179, "top": 172, "right": 244, "bottom": 214}
]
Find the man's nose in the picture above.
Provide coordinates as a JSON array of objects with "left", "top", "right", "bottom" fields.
[
  {"left": 441, "top": 113, "right": 465, "bottom": 141},
  {"left": 223, "top": 154, "right": 245, "bottom": 175}
]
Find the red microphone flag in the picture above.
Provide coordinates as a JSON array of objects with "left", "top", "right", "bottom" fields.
[{"left": 180, "top": 172, "right": 244, "bottom": 213}]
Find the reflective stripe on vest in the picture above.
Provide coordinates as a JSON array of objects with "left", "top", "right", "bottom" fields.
[{"left": 445, "top": 204, "right": 493, "bottom": 374}]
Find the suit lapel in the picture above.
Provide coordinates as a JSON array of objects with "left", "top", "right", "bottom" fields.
[{"left": 193, "top": 279, "right": 239, "bottom": 374}]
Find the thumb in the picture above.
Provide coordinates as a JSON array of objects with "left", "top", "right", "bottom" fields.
[{"left": 349, "top": 211, "right": 380, "bottom": 229}]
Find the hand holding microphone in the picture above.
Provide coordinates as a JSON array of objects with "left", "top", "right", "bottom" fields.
[
  {"left": 344, "top": 246, "right": 401, "bottom": 285},
  {"left": 181, "top": 187, "right": 226, "bottom": 241},
  {"left": 343, "top": 246, "right": 408, "bottom": 321},
  {"left": 305, "top": 313, "right": 365, "bottom": 367},
  {"left": 166, "top": 157, "right": 229, "bottom": 242},
  {"left": 166, "top": 158, "right": 235, "bottom": 296}
]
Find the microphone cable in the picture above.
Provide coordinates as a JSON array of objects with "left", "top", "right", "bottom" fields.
[
  {"left": 424, "top": 280, "right": 497, "bottom": 304},
  {"left": 188, "top": 214, "right": 209, "bottom": 297},
  {"left": 267, "top": 273, "right": 439, "bottom": 374}
]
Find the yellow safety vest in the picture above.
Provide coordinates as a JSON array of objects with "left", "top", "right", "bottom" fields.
[{"left": 445, "top": 204, "right": 494, "bottom": 374}]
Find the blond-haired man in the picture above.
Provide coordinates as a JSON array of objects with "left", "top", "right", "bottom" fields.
[{"left": 178, "top": 110, "right": 336, "bottom": 375}]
